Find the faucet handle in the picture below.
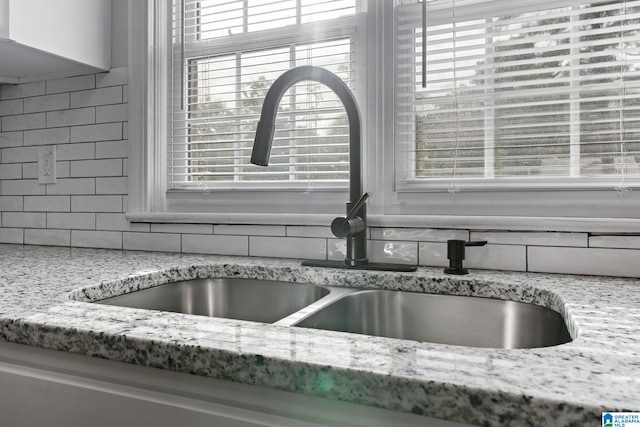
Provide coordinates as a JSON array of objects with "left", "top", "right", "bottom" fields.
[
  {"left": 465, "top": 240, "right": 488, "bottom": 247},
  {"left": 345, "top": 192, "right": 369, "bottom": 220},
  {"left": 331, "top": 193, "right": 369, "bottom": 238}
]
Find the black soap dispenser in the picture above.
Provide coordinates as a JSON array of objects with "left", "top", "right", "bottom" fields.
[{"left": 444, "top": 239, "right": 488, "bottom": 275}]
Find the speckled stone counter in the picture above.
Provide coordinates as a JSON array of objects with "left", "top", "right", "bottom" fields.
[{"left": 0, "top": 244, "right": 638, "bottom": 426}]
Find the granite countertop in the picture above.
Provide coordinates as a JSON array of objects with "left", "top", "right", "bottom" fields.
[{"left": 0, "top": 243, "right": 638, "bottom": 426}]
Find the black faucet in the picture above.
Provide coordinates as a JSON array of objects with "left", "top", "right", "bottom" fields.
[
  {"left": 251, "top": 66, "right": 415, "bottom": 272},
  {"left": 444, "top": 240, "right": 488, "bottom": 275}
]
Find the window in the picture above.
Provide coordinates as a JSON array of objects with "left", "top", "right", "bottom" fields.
[
  {"left": 129, "top": 0, "right": 640, "bottom": 227},
  {"left": 167, "top": 0, "right": 362, "bottom": 190},
  {"left": 395, "top": 0, "right": 640, "bottom": 190}
]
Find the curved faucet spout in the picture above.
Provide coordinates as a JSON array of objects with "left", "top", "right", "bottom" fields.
[
  {"left": 251, "top": 66, "right": 417, "bottom": 273},
  {"left": 251, "top": 65, "right": 371, "bottom": 267},
  {"left": 250, "top": 65, "right": 362, "bottom": 204}
]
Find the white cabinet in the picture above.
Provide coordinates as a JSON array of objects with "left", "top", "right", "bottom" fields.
[
  {"left": 0, "top": 341, "right": 475, "bottom": 427},
  {"left": 0, "top": 0, "right": 110, "bottom": 83}
]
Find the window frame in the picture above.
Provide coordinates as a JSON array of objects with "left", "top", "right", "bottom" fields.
[
  {"left": 129, "top": 0, "right": 369, "bottom": 218},
  {"left": 127, "top": 0, "right": 640, "bottom": 231},
  {"left": 385, "top": 0, "right": 640, "bottom": 220}
]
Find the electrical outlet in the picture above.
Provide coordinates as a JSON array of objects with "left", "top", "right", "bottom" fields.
[{"left": 38, "top": 146, "right": 57, "bottom": 184}]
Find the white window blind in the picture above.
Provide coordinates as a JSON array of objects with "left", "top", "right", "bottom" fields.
[
  {"left": 395, "top": 0, "right": 640, "bottom": 190},
  {"left": 168, "top": 0, "right": 361, "bottom": 190}
]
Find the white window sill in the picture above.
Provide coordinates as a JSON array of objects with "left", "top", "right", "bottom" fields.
[{"left": 125, "top": 212, "right": 640, "bottom": 233}]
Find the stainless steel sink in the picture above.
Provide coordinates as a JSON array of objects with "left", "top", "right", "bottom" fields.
[
  {"left": 94, "top": 277, "right": 572, "bottom": 349},
  {"left": 96, "top": 278, "right": 330, "bottom": 323},
  {"left": 292, "top": 290, "right": 572, "bottom": 349}
]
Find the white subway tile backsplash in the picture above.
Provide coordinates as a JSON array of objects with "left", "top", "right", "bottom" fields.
[
  {"left": 589, "top": 235, "right": 640, "bottom": 249},
  {"left": 328, "top": 239, "right": 417, "bottom": 265},
  {"left": 215, "top": 225, "right": 286, "bottom": 236},
  {"left": 47, "top": 108, "right": 95, "bottom": 128},
  {"left": 321, "top": 240, "right": 345, "bottom": 260},
  {"left": 24, "top": 93, "right": 70, "bottom": 113},
  {"left": 0, "top": 99, "right": 24, "bottom": 116},
  {"left": 528, "top": 246, "right": 640, "bottom": 278},
  {"left": 286, "top": 226, "right": 334, "bottom": 238},
  {"left": 95, "top": 140, "right": 127, "bottom": 159},
  {"left": 70, "top": 86, "right": 123, "bottom": 108},
  {"left": 336, "top": 239, "right": 418, "bottom": 265},
  {"left": 0, "top": 163, "right": 21, "bottom": 179},
  {"left": 45, "top": 178, "right": 95, "bottom": 195},
  {"left": 24, "top": 196, "right": 70, "bottom": 212},
  {"left": 2, "top": 67, "right": 640, "bottom": 279},
  {"left": 96, "top": 213, "right": 150, "bottom": 232},
  {"left": 2, "top": 146, "right": 39, "bottom": 163},
  {"left": 371, "top": 228, "right": 469, "bottom": 242},
  {"left": 2, "top": 113, "right": 46, "bottom": 131},
  {"left": 470, "top": 231, "right": 588, "bottom": 247},
  {"left": 151, "top": 223, "right": 213, "bottom": 234},
  {"left": 96, "top": 103, "right": 128, "bottom": 123},
  {"left": 0, "top": 131, "right": 23, "bottom": 148},
  {"left": 47, "top": 213, "right": 96, "bottom": 230},
  {"left": 417, "top": 242, "right": 448, "bottom": 268},
  {"left": 71, "top": 195, "right": 122, "bottom": 213},
  {"left": 24, "top": 229, "right": 70, "bottom": 246},
  {"left": 70, "top": 123, "right": 122, "bottom": 143},
  {"left": 23, "top": 128, "right": 70, "bottom": 146},
  {"left": 370, "top": 240, "right": 418, "bottom": 265},
  {"left": 72, "top": 230, "right": 122, "bottom": 249},
  {"left": 249, "top": 236, "right": 326, "bottom": 260},
  {"left": 0, "top": 228, "right": 23, "bottom": 244},
  {"left": 2, "top": 82, "right": 45, "bottom": 100},
  {"left": 57, "top": 143, "right": 95, "bottom": 161},
  {"left": 182, "top": 234, "right": 248, "bottom": 256},
  {"left": 96, "top": 177, "right": 127, "bottom": 195},
  {"left": 123, "top": 232, "right": 181, "bottom": 252},
  {"left": 0, "top": 196, "right": 23, "bottom": 211},
  {"left": 70, "top": 159, "right": 122, "bottom": 177},
  {"left": 2, "top": 179, "right": 45, "bottom": 195},
  {"left": 46, "top": 75, "right": 95, "bottom": 94},
  {"left": 467, "top": 244, "right": 527, "bottom": 272},
  {"left": 327, "top": 239, "right": 346, "bottom": 261},
  {"left": 3, "top": 212, "right": 46, "bottom": 228}
]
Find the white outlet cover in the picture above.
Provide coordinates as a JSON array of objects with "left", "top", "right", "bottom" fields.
[{"left": 38, "top": 146, "right": 57, "bottom": 184}]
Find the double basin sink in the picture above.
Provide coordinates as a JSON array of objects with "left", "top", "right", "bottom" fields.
[{"left": 96, "top": 278, "right": 572, "bottom": 349}]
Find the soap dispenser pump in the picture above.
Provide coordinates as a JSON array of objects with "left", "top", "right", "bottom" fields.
[{"left": 444, "top": 239, "right": 488, "bottom": 275}]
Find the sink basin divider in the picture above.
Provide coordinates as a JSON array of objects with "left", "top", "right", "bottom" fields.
[{"left": 273, "top": 287, "right": 358, "bottom": 327}]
